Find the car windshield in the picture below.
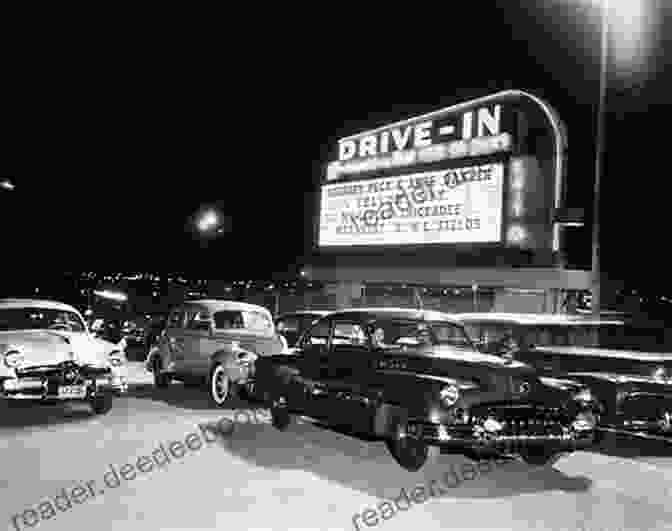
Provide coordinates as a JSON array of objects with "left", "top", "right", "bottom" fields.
[
  {"left": 0, "top": 308, "right": 86, "bottom": 333},
  {"left": 462, "top": 323, "right": 516, "bottom": 347},
  {"left": 462, "top": 321, "right": 625, "bottom": 350},
  {"left": 369, "top": 319, "right": 473, "bottom": 349}
]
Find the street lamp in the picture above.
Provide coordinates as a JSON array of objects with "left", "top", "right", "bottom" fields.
[
  {"left": 591, "top": 0, "right": 609, "bottom": 317},
  {"left": 589, "top": 0, "right": 650, "bottom": 317}
]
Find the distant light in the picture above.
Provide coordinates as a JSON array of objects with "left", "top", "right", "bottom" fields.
[
  {"left": 197, "top": 211, "right": 218, "bottom": 232},
  {"left": 1, "top": 179, "right": 15, "bottom": 191},
  {"left": 94, "top": 290, "right": 128, "bottom": 302}
]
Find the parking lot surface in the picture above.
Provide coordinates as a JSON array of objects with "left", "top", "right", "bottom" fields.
[{"left": 2, "top": 363, "right": 670, "bottom": 531}]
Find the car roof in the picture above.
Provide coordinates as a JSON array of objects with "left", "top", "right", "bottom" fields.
[
  {"left": 0, "top": 298, "right": 81, "bottom": 314},
  {"left": 276, "top": 310, "right": 330, "bottom": 319},
  {"left": 329, "top": 307, "right": 462, "bottom": 324},
  {"left": 181, "top": 299, "right": 272, "bottom": 315},
  {"left": 454, "top": 312, "right": 625, "bottom": 326}
]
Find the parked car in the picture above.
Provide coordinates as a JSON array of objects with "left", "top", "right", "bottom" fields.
[
  {"left": 454, "top": 312, "right": 672, "bottom": 441},
  {"left": 275, "top": 311, "right": 330, "bottom": 350},
  {"left": 253, "top": 308, "right": 601, "bottom": 471},
  {"left": 0, "top": 298, "right": 128, "bottom": 415},
  {"left": 145, "top": 300, "right": 285, "bottom": 405}
]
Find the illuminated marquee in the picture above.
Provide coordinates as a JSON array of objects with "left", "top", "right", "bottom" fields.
[
  {"left": 327, "top": 104, "right": 512, "bottom": 181},
  {"left": 319, "top": 163, "right": 504, "bottom": 247},
  {"left": 318, "top": 91, "right": 567, "bottom": 252}
]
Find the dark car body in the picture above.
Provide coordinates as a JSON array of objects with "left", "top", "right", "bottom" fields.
[
  {"left": 275, "top": 311, "right": 330, "bottom": 348},
  {"left": 254, "top": 308, "right": 600, "bottom": 471},
  {"left": 455, "top": 313, "right": 672, "bottom": 441}
]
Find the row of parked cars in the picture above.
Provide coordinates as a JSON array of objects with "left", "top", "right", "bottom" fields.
[
  {"left": 141, "top": 299, "right": 671, "bottom": 471},
  {"left": 2, "top": 297, "right": 669, "bottom": 472}
]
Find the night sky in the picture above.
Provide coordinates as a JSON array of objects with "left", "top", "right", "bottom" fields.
[{"left": 3, "top": 2, "right": 670, "bottom": 290}]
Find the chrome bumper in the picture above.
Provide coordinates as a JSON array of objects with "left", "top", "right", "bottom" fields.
[
  {"left": 408, "top": 414, "right": 596, "bottom": 452},
  {"left": 599, "top": 412, "right": 672, "bottom": 442},
  {"left": 1, "top": 374, "right": 127, "bottom": 400}
]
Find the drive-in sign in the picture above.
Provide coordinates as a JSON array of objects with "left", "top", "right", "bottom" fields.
[{"left": 319, "top": 90, "right": 566, "bottom": 252}]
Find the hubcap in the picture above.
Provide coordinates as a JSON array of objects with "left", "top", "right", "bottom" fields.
[{"left": 212, "top": 368, "right": 228, "bottom": 404}]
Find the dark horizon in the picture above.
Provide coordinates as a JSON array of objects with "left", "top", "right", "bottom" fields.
[{"left": 2, "top": 2, "right": 669, "bottom": 291}]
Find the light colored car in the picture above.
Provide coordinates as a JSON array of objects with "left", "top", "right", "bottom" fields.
[
  {"left": 145, "top": 300, "right": 285, "bottom": 406},
  {"left": 0, "top": 298, "right": 128, "bottom": 415}
]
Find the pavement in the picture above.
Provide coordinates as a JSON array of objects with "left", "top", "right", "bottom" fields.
[{"left": 1, "top": 362, "right": 670, "bottom": 531}]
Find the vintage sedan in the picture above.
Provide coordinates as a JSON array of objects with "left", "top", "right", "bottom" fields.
[
  {"left": 253, "top": 308, "right": 602, "bottom": 471},
  {"left": 145, "top": 300, "right": 285, "bottom": 405},
  {"left": 455, "top": 313, "right": 672, "bottom": 441},
  {"left": 0, "top": 298, "right": 128, "bottom": 414},
  {"left": 275, "top": 310, "right": 330, "bottom": 350}
]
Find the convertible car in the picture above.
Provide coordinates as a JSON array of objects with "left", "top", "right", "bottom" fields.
[
  {"left": 253, "top": 308, "right": 602, "bottom": 471},
  {"left": 0, "top": 298, "right": 128, "bottom": 415},
  {"left": 455, "top": 313, "right": 672, "bottom": 441}
]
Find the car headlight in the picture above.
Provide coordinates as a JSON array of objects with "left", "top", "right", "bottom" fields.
[
  {"left": 108, "top": 351, "right": 124, "bottom": 367},
  {"left": 652, "top": 366, "right": 670, "bottom": 382},
  {"left": 4, "top": 350, "right": 24, "bottom": 368},
  {"left": 439, "top": 384, "right": 460, "bottom": 407},
  {"left": 572, "top": 388, "right": 595, "bottom": 403}
]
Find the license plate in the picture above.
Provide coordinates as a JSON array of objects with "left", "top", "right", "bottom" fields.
[{"left": 58, "top": 385, "right": 87, "bottom": 399}]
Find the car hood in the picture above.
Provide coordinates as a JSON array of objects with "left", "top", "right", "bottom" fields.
[
  {"left": 0, "top": 330, "right": 115, "bottom": 368},
  {"left": 0, "top": 330, "right": 76, "bottom": 368},
  {"left": 415, "top": 345, "right": 532, "bottom": 371}
]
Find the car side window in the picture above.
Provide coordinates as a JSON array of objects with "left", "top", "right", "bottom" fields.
[
  {"left": 213, "top": 311, "right": 245, "bottom": 329},
  {"left": 168, "top": 309, "right": 186, "bottom": 329},
  {"left": 187, "top": 311, "right": 212, "bottom": 331},
  {"left": 276, "top": 317, "right": 299, "bottom": 333},
  {"left": 244, "top": 311, "right": 274, "bottom": 333},
  {"left": 302, "top": 319, "right": 331, "bottom": 346},
  {"left": 331, "top": 321, "right": 367, "bottom": 348}
]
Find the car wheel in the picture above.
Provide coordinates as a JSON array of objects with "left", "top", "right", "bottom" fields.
[
  {"left": 209, "top": 364, "right": 232, "bottom": 407},
  {"left": 519, "top": 449, "right": 568, "bottom": 467},
  {"left": 153, "top": 357, "right": 170, "bottom": 388},
  {"left": 385, "top": 414, "right": 431, "bottom": 471},
  {"left": 90, "top": 394, "right": 113, "bottom": 415}
]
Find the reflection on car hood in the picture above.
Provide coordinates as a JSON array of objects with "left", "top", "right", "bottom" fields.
[
  {"left": 533, "top": 346, "right": 672, "bottom": 363},
  {"left": 0, "top": 330, "right": 75, "bottom": 368},
  {"left": 0, "top": 329, "right": 117, "bottom": 368},
  {"left": 422, "top": 345, "right": 530, "bottom": 369}
]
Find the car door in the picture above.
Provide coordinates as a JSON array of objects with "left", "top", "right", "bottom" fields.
[
  {"left": 321, "top": 319, "right": 375, "bottom": 430},
  {"left": 181, "top": 307, "right": 213, "bottom": 376},
  {"left": 162, "top": 307, "right": 188, "bottom": 373},
  {"left": 292, "top": 317, "right": 332, "bottom": 417}
]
